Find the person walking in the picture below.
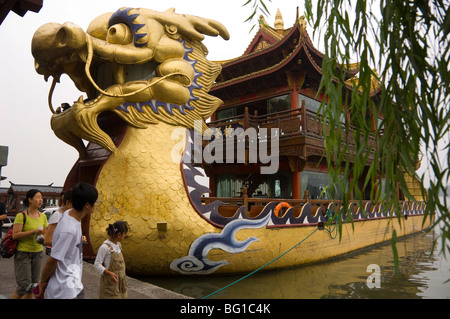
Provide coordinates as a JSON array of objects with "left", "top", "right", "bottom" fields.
[
  {"left": 11, "top": 189, "right": 47, "bottom": 299},
  {"left": 36, "top": 183, "right": 98, "bottom": 299},
  {"left": 44, "top": 189, "right": 72, "bottom": 249},
  {"left": 94, "top": 221, "right": 129, "bottom": 299}
]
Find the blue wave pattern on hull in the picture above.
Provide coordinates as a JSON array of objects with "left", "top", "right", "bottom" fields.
[{"left": 170, "top": 214, "right": 271, "bottom": 274}]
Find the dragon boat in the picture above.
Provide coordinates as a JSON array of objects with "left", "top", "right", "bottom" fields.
[{"left": 31, "top": 7, "right": 432, "bottom": 276}]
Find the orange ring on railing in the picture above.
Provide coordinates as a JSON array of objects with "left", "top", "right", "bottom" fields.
[{"left": 274, "top": 202, "right": 291, "bottom": 217}]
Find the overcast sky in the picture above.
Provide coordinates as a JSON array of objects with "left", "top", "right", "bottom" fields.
[{"left": 0, "top": 0, "right": 306, "bottom": 187}]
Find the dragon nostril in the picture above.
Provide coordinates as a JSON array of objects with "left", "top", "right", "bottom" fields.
[{"left": 55, "top": 27, "right": 68, "bottom": 48}]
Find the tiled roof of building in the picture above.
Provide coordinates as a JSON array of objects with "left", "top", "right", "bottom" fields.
[{"left": 8, "top": 182, "right": 63, "bottom": 194}]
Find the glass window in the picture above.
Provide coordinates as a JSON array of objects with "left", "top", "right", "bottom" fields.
[
  {"left": 216, "top": 107, "right": 236, "bottom": 121},
  {"left": 252, "top": 172, "right": 292, "bottom": 198},
  {"left": 274, "top": 179, "right": 281, "bottom": 197},
  {"left": 300, "top": 171, "right": 343, "bottom": 200},
  {"left": 299, "top": 93, "right": 347, "bottom": 123},
  {"left": 267, "top": 95, "right": 290, "bottom": 113},
  {"left": 216, "top": 172, "right": 292, "bottom": 199},
  {"left": 298, "top": 94, "right": 322, "bottom": 113},
  {"left": 216, "top": 174, "right": 243, "bottom": 197}
]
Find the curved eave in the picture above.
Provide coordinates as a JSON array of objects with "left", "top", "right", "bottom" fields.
[
  {"left": 302, "top": 27, "right": 360, "bottom": 79},
  {"left": 219, "top": 23, "right": 302, "bottom": 69},
  {"left": 302, "top": 31, "right": 381, "bottom": 96},
  {"left": 212, "top": 39, "right": 381, "bottom": 98},
  {"left": 302, "top": 45, "right": 325, "bottom": 77},
  {"left": 212, "top": 20, "right": 367, "bottom": 94},
  {"left": 301, "top": 29, "right": 325, "bottom": 68},
  {"left": 212, "top": 32, "right": 329, "bottom": 93},
  {"left": 212, "top": 35, "right": 306, "bottom": 91}
]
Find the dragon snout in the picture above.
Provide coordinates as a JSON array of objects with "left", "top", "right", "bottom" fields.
[
  {"left": 32, "top": 22, "right": 89, "bottom": 91},
  {"left": 157, "top": 59, "right": 195, "bottom": 87},
  {"left": 32, "top": 22, "right": 86, "bottom": 65}
]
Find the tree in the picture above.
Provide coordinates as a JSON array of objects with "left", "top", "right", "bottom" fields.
[{"left": 244, "top": 0, "right": 450, "bottom": 258}]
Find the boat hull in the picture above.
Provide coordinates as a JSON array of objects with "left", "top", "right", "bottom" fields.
[
  {"left": 87, "top": 123, "right": 432, "bottom": 276},
  {"left": 206, "top": 214, "right": 431, "bottom": 275}
]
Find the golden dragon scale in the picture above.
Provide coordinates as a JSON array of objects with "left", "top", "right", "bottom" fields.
[{"left": 30, "top": 7, "right": 431, "bottom": 276}]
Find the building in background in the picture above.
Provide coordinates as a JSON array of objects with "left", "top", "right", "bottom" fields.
[{"left": 1, "top": 182, "right": 62, "bottom": 216}]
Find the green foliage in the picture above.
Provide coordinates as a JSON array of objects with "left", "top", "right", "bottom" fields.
[
  {"left": 304, "top": 0, "right": 450, "bottom": 257},
  {"left": 391, "top": 229, "right": 399, "bottom": 276},
  {"left": 242, "top": 0, "right": 272, "bottom": 32},
  {"left": 242, "top": 1, "right": 450, "bottom": 259}
]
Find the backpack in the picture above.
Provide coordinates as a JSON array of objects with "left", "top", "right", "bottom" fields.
[{"left": 0, "top": 213, "right": 26, "bottom": 258}]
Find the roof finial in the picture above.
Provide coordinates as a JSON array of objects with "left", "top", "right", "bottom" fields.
[{"left": 274, "top": 8, "right": 284, "bottom": 31}]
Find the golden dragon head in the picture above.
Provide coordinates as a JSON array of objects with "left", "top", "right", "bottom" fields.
[{"left": 31, "top": 7, "right": 229, "bottom": 157}]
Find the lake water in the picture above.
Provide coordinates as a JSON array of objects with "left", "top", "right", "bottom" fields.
[{"left": 140, "top": 227, "right": 450, "bottom": 299}]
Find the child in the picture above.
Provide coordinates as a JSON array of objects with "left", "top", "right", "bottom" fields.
[{"left": 94, "top": 221, "right": 129, "bottom": 299}]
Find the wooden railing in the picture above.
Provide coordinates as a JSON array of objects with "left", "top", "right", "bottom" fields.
[
  {"left": 201, "top": 187, "right": 423, "bottom": 220},
  {"left": 207, "top": 101, "right": 378, "bottom": 149},
  {"left": 202, "top": 187, "right": 338, "bottom": 218}
]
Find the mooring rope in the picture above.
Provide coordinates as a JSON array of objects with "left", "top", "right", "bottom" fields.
[{"left": 201, "top": 227, "right": 319, "bottom": 299}]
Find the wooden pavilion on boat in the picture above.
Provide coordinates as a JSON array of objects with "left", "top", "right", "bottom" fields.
[{"left": 200, "top": 9, "right": 423, "bottom": 217}]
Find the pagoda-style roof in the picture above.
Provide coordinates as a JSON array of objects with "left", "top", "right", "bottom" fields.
[
  {"left": 212, "top": 9, "right": 380, "bottom": 100},
  {"left": 8, "top": 182, "right": 62, "bottom": 195}
]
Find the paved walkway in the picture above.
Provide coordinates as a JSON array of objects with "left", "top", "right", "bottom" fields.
[{"left": 0, "top": 253, "right": 190, "bottom": 299}]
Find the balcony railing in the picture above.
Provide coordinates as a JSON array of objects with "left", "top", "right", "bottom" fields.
[
  {"left": 207, "top": 101, "right": 378, "bottom": 151},
  {"left": 201, "top": 187, "right": 423, "bottom": 221}
]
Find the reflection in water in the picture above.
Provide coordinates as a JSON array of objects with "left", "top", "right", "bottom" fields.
[{"left": 140, "top": 230, "right": 450, "bottom": 299}]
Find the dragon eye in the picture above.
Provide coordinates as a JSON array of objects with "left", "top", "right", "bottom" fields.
[{"left": 107, "top": 23, "right": 133, "bottom": 45}]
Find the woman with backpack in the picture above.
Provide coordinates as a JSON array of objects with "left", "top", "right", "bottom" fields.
[{"left": 11, "top": 189, "right": 48, "bottom": 299}]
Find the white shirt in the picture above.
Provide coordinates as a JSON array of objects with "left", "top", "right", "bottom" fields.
[
  {"left": 94, "top": 239, "right": 122, "bottom": 275},
  {"left": 48, "top": 207, "right": 69, "bottom": 225},
  {"left": 46, "top": 210, "right": 83, "bottom": 299}
]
